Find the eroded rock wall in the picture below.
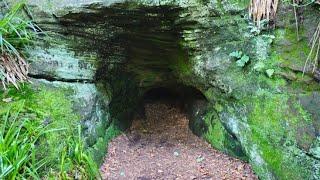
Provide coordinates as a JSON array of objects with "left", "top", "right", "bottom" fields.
[{"left": 24, "top": 0, "right": 320, "bottom": 179}]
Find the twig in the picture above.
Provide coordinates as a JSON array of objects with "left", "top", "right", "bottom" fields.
[{"left": 303, "top": 23, "right": 320, "bottom": 75}]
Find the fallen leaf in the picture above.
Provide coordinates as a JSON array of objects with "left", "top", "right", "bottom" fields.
[{"left": 266, "top": 69, "right": 275, "bottom": 78}]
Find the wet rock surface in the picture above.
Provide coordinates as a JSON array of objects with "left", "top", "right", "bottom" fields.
[{"left": 100, "top": 102, "right": 257, "bottom": 179}]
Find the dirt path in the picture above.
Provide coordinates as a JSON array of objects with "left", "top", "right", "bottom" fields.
[{"left": 100, "top": 102, "right": 257, "bottom": 179}]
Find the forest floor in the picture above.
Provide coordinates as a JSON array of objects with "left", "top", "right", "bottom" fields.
[{"left": 100, "top": 102, "right": 257, "bottom": 179}]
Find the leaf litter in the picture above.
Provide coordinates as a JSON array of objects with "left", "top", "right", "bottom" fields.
[{"left": 101, "top": 102, "right": 257, "bottom": 179}]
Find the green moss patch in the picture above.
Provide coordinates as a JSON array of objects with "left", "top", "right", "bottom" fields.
[
  {"left": 245, "top": 90, "right": 315, "bottom": 179},
  {"left": 273, "top": 28, "right": 310, "bottom": 70}
]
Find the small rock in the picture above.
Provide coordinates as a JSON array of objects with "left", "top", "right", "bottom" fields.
[
  {"left": 196, "top": 156, "right": 205, "bottom": 163},
  {"left": 174, "top": 151, "right": 180, "bottom": 156}
]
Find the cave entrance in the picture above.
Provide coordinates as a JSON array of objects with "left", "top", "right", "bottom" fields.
[
  {"left": 142, "top": 85, "right": 207, "bottom": 104},
  {"left": 57, "top": 3, "right": 256, "bottom": 178},
  {"left": 101, "top": 84, "right": 255, "bottom": 179},
  {"left": 132, "top": 85, "right": 208, "bottom": 134},
  {"left": 56, "top": 1, "right": 203, "bottom": 136}
]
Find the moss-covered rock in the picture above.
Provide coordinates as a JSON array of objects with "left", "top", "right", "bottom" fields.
[
  {"left": 245, "top": 91, "right": 316, "bottom": 179},
  {"left": 0, "top": 81, "right": 118, "bottom": 176},
  {"left": 30, "top": 79, "right": 114, "bottom": 165}
]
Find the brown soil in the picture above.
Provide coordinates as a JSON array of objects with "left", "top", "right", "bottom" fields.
[{"left": 100, "top": 102, "right": 257, "bottom": 180}]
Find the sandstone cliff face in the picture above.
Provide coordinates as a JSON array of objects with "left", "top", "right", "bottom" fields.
[{"left": 24, "top": 0, "right": 320, "bottom": 179}]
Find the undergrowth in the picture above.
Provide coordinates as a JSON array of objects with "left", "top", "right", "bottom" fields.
[
  {"left": 0, "top": 85, "right": 100, "bottom": 179},
  {"left": 0, "top": 107, "right": 47, "bottom": 179},
  {"left": 48, "top": 126, "right": 100, "bottom": 179}
]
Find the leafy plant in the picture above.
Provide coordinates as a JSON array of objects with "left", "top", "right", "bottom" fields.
[
  {"left": 0, "top": 86, "right": 100, "bottom": 179},
  {"left": 0, "top": 107, "right": 46, "bottom": 179},
  {"left": 247, "top": 20, "right": 271, "bottom": 36},
  {"left": 229, "top": 50, "right": 243, "bottom": 59},
  {"left": 229, "top": 51, "right": 250, "bottom": 67},
  {"left": 248, "top": 23, "right": 261, "bottom": 35},
  {"left": 253, "top": 61, "right": 266, "bottom": 72},
  {"left": 236, "top": 55, "right": 250, "bottom": 67},
  {"left": 266, "top": 69, "right": 275, "bottom": 77},
  {"left": 52, "top": 125, "right": 101, "bottom": 179},
  {"left": 0, "top": 1, "right": 40, "bottom": 89}
]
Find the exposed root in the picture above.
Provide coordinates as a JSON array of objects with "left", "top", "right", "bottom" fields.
[
  {"left": 249, "top": 0, "right": 279, "bottom": 28},
  {"left": 303, "top": 22, "right": 320, "bottom": 75}
]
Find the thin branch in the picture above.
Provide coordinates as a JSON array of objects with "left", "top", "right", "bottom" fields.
[{"left": 293, "top": 0, "right": 300, "bottom": 41}]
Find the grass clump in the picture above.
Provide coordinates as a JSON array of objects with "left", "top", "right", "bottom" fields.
[
  {"left": 0, "top": 108, "right": 46, "bottom": 179},
  {"left": 0, "top": 85, "right": 100, "bottom": 179},
  {"left": 50, "top": 126, "right": 100, "bottom": 179}
]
